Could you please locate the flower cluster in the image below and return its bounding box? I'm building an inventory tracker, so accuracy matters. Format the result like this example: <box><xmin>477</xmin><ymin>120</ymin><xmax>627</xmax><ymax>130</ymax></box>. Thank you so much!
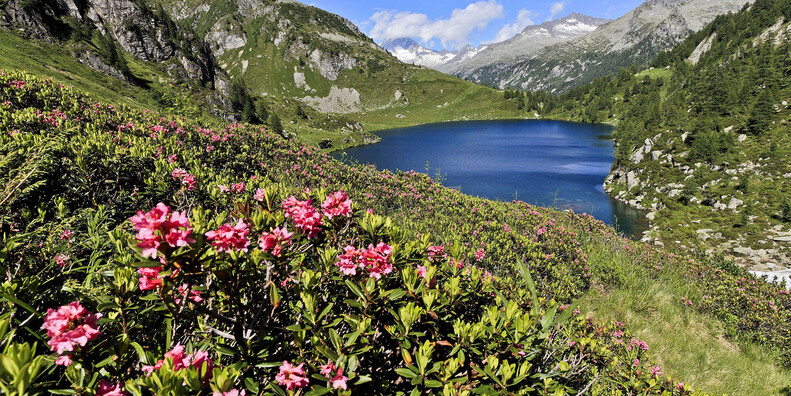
<box><xmin>95</xmin><ymin>380</ymin><xmax>128</xmax><ymax>396</ymax></box>
<box><xmin>282</xmin><ymin>196</ymin><xmax>322</xmax><ymax>239</ymax></box>
<box><xmin>319</xmin><ymin>361</ymin><xmax>348</xmax><ymax>390</ymax></box>
<box><xmin>41</xmin><ymin>302</ymin><xmax>102</xmax><ymax>366</ymax></box>
<box><xmin>137</xmin><ymin>266</ymin><xmax>164</xmax><ymax>290</ymax></box>
<box><xmin>275</xmin><ymin>361</ymin><xmax>309</xmax><ymax>390</ymax></box>
<box><xmin>142</xmin><ymin>344</ymin><xmax>213</xmax><ymax>386</ymax></box>
<box><xmin>205</xmin><ymin>220</ymin><xmax>250</xmax><ymax>253</ymax></box>
<box><xmin>474</xmin><ymin>248</ymin><xmax>486</xmax><ymax>261</ymax></box>
<box><xmin>334</xmin><ymin>242</ymin><xmax>393</xmax><ymax>279</ymax></box>
<box><xmin>130</xmin><ymin>203</ymin><xmax>195</xmax><ymax>259</ymax></box>
<box><xmin>320</xmin><ymin>190</ymin><xmax>352</xmax><ymax>219</ymax></box>
<box><xmin>258</xmin><ymin>227</ymin><xmax>294</xmax><ymax>257</ymax></box>
<box><xmin>172</xmin><ymin>168</ymin><xmax>196</xmax><ymax>190</ymax></box>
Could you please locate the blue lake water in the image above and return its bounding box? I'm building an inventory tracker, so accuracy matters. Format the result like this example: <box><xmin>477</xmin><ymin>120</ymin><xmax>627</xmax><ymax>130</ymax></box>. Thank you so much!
<box><xmin>333</xmin><ymin>119</ymin><xmax>647</xmax><ymax>238</ymax></box>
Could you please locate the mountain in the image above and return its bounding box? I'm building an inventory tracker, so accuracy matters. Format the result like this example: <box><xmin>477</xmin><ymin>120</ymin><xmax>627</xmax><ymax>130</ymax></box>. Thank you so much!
<box><xmin>150</xmin><ymin>0</ymin><xmax>521</xmax><ymax>134</ymax></box>
<box><xmin>460</xmin><ymin>0</ymin><xmax>751</xmax><ymax>92</ymax></box>
<box><xmin>538</xmin><ymin>0</ymin><xmax>791</xmax><ymax>272</ymax></box>
<box><xmin>381</xmin><ymin>38</ymin><xmax>487</xmax><ymax>70</ymax></box>
<box><xmin>447</xmin><ymin>13</ymin><xmax>609</xmax><ymax>75</ymax></box>
<box><xmin>381</xmin><ymin>38</ymin><xmax>456</xmax><ymax>69</ymax></box>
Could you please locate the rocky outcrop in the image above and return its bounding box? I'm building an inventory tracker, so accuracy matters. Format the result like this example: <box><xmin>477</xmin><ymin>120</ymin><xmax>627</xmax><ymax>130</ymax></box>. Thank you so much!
<box><xmin>86</xmin><ymin>0</ymin><xmax>175</xmax><ymax>62</ymax></box>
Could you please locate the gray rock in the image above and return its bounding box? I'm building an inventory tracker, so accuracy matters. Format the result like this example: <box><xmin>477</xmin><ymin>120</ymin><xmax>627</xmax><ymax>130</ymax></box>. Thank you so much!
<box><xmin>738</xmin><ymin>134</ymin><xmax>747</xmax><ymax>143</ymax></box>
<box><xmin>727</xmin><ymin>197</ymin><xmax>744</xmax><ymax>209</ymax></box>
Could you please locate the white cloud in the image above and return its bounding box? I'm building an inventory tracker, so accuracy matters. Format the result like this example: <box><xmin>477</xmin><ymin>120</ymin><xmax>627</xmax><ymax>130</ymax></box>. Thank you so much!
<box><xmin>548</xmin><ymin>1</ymin><xmax>566</xmax><ymax>20</ymax></box>
<box><xmin>489</xmin><ymin>9</ymin><xmax>537</xmax><ymax>43</ymax></box>
<box><xmin>368</xmin><ymin>1</ymin><xmax>504</xmax><ymax>50</ymax></box>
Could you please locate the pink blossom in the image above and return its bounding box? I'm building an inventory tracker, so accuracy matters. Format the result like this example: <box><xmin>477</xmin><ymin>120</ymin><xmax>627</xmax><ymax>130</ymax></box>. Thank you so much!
<box><xmin>321</xmin><ymin>190</ymin><xmax>352</xmax><ymax>219</ymax></box>
<box><xmin>259</xmin><ymin>227</ymin><xmax>293</xmax><ymax>257</ymax></box>
<box><xmin>330</xmin><ymin>369</ymin><xmax>348</xmax><ymax>390</ymax></box>
<box><xmin>254</xmin><ymin>188</ymin><xmax>266</xmax><ymax>201</ymax></box>
<box><xmin>335</xmin><ymin>246</ymin><xmax>362</xmax><ymax>275</ymax></box>
<box><xmin>60</xmin><ymin>229</ymin><xmax>74</xmax><ymax>241</ymax></box>
<box><xmin>41</xmin><ymin>302</ymin><xmax>101</xmax><ymax>358</ymax></box>
<box><xmin>218</xmin><ymin>185</ymin><xmax>230</xmax><ymax>193</ymax></box>
<box><xmin>55</xmin><ymin>355</ymin><xmax>73</xmax><ymax>366</ymax></box>
<box><xmin>137</xmin><ymin>266</ymin><xmax>163</xmax><ymax>290</ymax></box>
<box><xmin>213</xmin><ymin>390</ymin><xmax>245</xmax><ymax>396</ymax></box>
<box><xmin>361</xmin><ymin>242</ymin><xmax>393</xmax><ymax>279</ymax></box>
<box><xmin>95</xmin><ymin>380</ymin><xmax>129</xmax><ymax>396</ymax></box>
<box><xmin>282</xmin><ymin>196</ymin><xmax>322</xmax><ymax>239</ymax></box>
<box><xmin>633</xmin><ymin>358</ymin><xmax>639</xmax><ymax>367</ymax></box>
<box><xmin>275</xmin><ymin>361</ymin><xmax>309</xmax><ymax>390</ymax></box>
<box><xmin>205</xmin><ymin>220</ymin><xmax>250</xmax><ymax>253</ymax></box>
<box><xmin>55</xmin><ymin>253</ymin><xmax>70</xmax><ymax>267</ymax></box>
<box><xmin>129</xmin><ymin>204</ymin><xmax>194</xmax><ymax>259</ymax></box>
<box><xmin>426</xmin><ymin>245</ymin><xmax>446</xmax><ymax>261</ymax></box>
<box><xmin>416</xmin><ymin>265</ymin><xmax>427</xmax><ymax>279</ymax></box>
<box><xmin>474</xmin><ymin>249</ymin><xmax>486</xmax><ymax>261</ymax></box>
<box><xmin>231</xmin><ymin>182</ymin><xmax>245</xmax><ymax>193</ymax></box>
<box><xmin>650</xmin><ymin>366</ymin><xmax>662</xmax><ymax>377</ymax></box>
<box><xmin>319</xmin><ymin>361</ymin><xmax>336</xmax><ymax>377</ymax></box>
<box><xmin>175</xmin><ymin>284</ymin><xmax>204</xmax><ymax>304</ymax></box>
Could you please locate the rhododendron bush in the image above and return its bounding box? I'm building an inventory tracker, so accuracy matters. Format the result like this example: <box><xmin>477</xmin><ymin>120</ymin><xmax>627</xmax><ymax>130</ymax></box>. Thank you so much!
<box><xmin>1</xmin><ymin>71</ymin><xmax>789</xmax><ymax>394</ymax></box>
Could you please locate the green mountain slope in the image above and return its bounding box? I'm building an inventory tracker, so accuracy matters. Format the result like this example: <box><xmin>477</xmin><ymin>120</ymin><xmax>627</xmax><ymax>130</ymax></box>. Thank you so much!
<box><xmin>540</xmin><ymin>0</ymin><xmax>791</xmax><ymax>272</ymax></box>
<box><xmin>151</xmin><ymin>0</ymin><xmax>523</xmax><ymax>133</ymax></box>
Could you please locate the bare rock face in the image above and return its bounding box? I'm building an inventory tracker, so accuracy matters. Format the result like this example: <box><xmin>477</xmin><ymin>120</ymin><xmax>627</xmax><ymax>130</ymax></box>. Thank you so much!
<box><xmin>74</xmin><ymin>51</ymin><xmax>128</xmax><ymax>81</ymax></box>
<box><xmin>87</xmin><ymin>0</ymin><xmax>175</xmax><ymax>62</ymax></box>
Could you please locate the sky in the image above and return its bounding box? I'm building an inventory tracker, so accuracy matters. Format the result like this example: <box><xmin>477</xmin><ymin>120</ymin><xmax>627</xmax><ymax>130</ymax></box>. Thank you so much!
<box><xmin>306</xmin><ymin>0</ymin><xmax>644</xmax><ymax>51</ymax></box>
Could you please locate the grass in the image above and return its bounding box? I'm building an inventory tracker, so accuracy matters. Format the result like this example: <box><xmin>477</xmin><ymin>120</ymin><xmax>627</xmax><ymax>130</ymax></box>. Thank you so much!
<box><xmin>579</xmin><ymin>236</ymin><xmax>791</xmax><ymax>395</ymax></box>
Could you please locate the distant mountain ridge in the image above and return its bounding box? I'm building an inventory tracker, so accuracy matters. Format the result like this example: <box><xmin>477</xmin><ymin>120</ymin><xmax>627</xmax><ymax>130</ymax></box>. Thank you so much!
<box><xmin>446</xmin><ymin>13</ymin><xmax>610</xmax><ymax>75</ymax></box>
<box><xmin>379</xmin><ymin>13</ymin><xmax>607</xmax><ymax>73</ymax></box>
<box><xmin>380</xmin><ymin>38</ymin><xmax>487</xmax><ymax>70</ymax></box>
<box><xmin>458</xmin><ymin>0</ymin><xmax>752</xmax><ymax>92</ymax></box>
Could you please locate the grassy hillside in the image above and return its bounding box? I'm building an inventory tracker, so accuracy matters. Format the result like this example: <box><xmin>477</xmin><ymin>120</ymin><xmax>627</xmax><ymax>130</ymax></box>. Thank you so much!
<box><xmin>1</xmin><ymin>69</ymin><xmax>790</xmax><ymax>394</ymax></box>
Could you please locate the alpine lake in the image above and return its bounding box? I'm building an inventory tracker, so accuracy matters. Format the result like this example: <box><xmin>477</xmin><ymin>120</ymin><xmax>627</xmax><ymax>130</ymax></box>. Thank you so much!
<box><xmin>333</xmin><ymin>119</ymin><xmax>648</xmax><ymax>239</ymax></box>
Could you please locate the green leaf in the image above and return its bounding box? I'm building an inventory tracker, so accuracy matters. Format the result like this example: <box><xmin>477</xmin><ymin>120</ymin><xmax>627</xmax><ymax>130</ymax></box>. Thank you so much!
<box><xmin>345</xmin><ymin>280</ymin><xmax>366</xmax><ymax>301</ymax></box>
<box><xmin>425</xmin><ymin>379</ymin><xmax>443</xmax><ymax>388</ymax></box>
<box><xmin>395</xmin><ymin>368</ymin><xmax>418</xmax><ymax>379</ymax></box>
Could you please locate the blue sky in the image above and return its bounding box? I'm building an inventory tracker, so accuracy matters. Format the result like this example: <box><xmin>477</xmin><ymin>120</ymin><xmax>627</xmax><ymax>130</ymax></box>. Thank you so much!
<box><xmin>307</xmin><ymin>0</ymin><xmax>643</xmax><ymax>50</ymax></box>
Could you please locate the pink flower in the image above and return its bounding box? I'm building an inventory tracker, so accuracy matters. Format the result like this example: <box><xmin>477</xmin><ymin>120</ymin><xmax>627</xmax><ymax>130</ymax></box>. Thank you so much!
<box><xmin>55</xmin><ymin>253</ymin><xmax>70</xmax><ymax>267</ymax></box>
<box><xmin>275</xmin><ymin>361</ymin><xmax>309</xmax><ymax>390</ymax></box>
<box><xmin>282</xmin><ymin>196</ymin><xmax>322</xmax><ymax>239</ymax></box>
<box><xmin>650</xmin><ymin>366</ymin><xmax>663</xmax><ymax>377</ymax></box>
<box><xmin>143</xmin><ymin>344</ymin><xmax>213</xmax><ymax>383</ymax></box>
<box><xmin>321</xmin><ymin>191</ymin><xmax>352</xmax><ymax>219</ymax></box>
<box><xmin>213</xmin><ymin>390</ymin><xmax>245</xmax><ymax>396</ymax></box>
<box><xmin>335</xmin><ymin>246</ymin><xmax>362</xmax><ymax>275</ymax></box>
<box><xmin>416</xmin><ymin>265</ymin><xmax>427</xmax><ymax>279</ymax></box>
<box><xmin>218</xmin><ymin>185</ymin><xmax>230</xmax><ymax>193</ymax></box>
<box><xmin>175</xmin><ymin>284</ymin><xmax>204</xmax><ymax>304</ymax></box>
<box><xmin>474</xmin><ymin>249</ymin><xmax>485</xmax><ymax>261</ymax></box>
<box><xmin>330</xmin><ymin>370</ymin><xmax>348</xmax><ymax>390</ymax></box>
<box><xmin>677</xmin><ymin>382</ymin><xmax>684</xmax><ymax>390</ymax></box>
<box><xmin>41</xmin><ymin>301</ymin><xmax>101</xmax><ymax>358</ymax></box>
<box><xmin>129</xmin><ymin>204</ymin><xmax>194</xmax><ymax>259</ymax></box>
<box><xmin>361</xmin><ymin>242</ymin><xmax>393</xmax><ymax>279</ymax></box>
<box><xmin>426</xmin><ymin>245</ymin><xmax>446</xmax><ymax>261</ymax></box>
<box><xmin>319</xmin><ymin>361</ymin><xmax>336</xmax><ymax>377</ymax></box>
<box><xmin>259</xmin><ymin>227</ymin><xmax>294</xmax><ymax>257</ymax></box>
<box><xmin>137</xmin><ymin>266</ymin><xmax>163</xmax><ymax>290</ymax></box>
<box><xmin>231</xmin><ymin>182</ymin><xmax>245</xmax><ymax>193</ymax></box>
<box><xmin>95</xmin><ymin>380</ymin><xmax>129</xmax><ymax>396</ymax></box>
<box><xmin>55</xmin><ymin>354</ymin><xmax>73</xmax><ymax>366</ymax></box>
<box><xmin>633</xmin><ymin>358</ymin><xmax>639</xmax><ymax>367</ymax></box>
<box><xmin>205</xmin><ymin>220</ymin><xmax>250</xmax><ymax>253</ymax></box>
<box><xmin>254</xmin><ymin>188</ymin><xmax>266</xmax><ymax>201</ymax></box>
<box><xmin>60</xmin><ymin>229</ymin><xmax>74</xmax><ymax>241</ymax></box>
